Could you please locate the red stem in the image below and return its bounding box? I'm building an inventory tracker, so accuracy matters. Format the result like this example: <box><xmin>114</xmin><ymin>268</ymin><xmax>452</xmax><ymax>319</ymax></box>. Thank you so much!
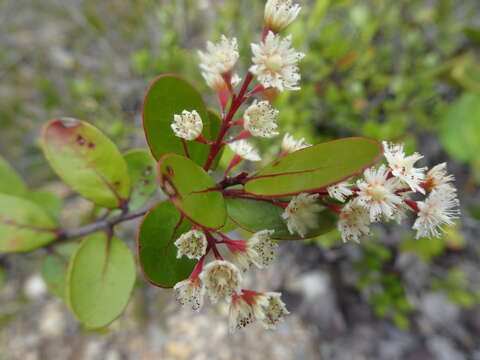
<box><xmin>190</xmin><ymin>255</ymin><xmax>206</xmax><ymax>279</ymax></box>
<box><xmin>228</xmin><ymin>129</ymin><xmax>251</xmax><ymax>143</ymax></box>
<box><xmin>205</xmin><ymin>231</ymin><xmax>223</xmax><ymax>260</ymax></box>
<box><xmin>203</xmin><ymin>73</ymin><xmax>254</xmax><ymax>171</ymax></box>
<box><xmin>320</xmin><ymin>199</ymin><xmax>343</xmax><ymax>214</ymax></box>
<box><xmin>262</xmin><ymin>26</ymin><xmax>270</xmax><ymax>41</ymax></box>
<box><xmin>405</xmin><ymin>200</ymin><xmax>420</xmax><ymax>213</ymax></box>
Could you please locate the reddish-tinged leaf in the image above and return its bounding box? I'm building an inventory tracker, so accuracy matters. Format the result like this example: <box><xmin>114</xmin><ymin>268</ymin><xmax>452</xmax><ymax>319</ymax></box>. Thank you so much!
<box><xmin>42</xmin><ymin>118</ymin><xmax>131</xmax><ymax>208</ymax></box>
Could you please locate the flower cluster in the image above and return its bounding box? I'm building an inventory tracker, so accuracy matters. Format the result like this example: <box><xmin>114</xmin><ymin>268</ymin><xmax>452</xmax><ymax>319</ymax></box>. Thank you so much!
<box><xmin>172</xmin><ymin>228</ymin><xmax>285</xmax><ymax>332</ymax></box>
<box><xmin>170</xmin><ymin>0</ymin><xmax>306</xmax><ymax>168</ymax></box>
<box><xmin>334</xmin><ymin>142</ymin><xmax>459</xmax><ymax>242</ymax></box>
<box><xmin>277</xmin><ymin>141</ymin><xmax>460</xmax><ymax>242</ymax></box>
<box><xmin>167</xmin><ymin>2</ymin><xmax>309</xmax><ymax>331</ymax></box>
<box><xmin>162</xmin><ymin>0</ymin><xmax>461</xmax><ymax>334</ymax></box>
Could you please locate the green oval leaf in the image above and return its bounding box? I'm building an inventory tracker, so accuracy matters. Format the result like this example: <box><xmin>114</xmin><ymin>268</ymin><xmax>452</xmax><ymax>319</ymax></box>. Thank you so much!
<box><xmin>124</xmin><ymin>149</ymin><xmax>157</xmax><ymax>210</ymax></box>
<box><xmin>66</xmin><ymin>233</ymin><xmax>135</xmax><ymax>329</ymax></box>
<box><xmin>0</xmin><ymin>193</ymin><xmax>58</xmax><ymax>253</ymax></box>
<box><xmin>0</xmin><ymin>156</ymin><xmax>27</xmax><ymax>197</ymax></box>
<box><xmin>138</xmin><ymin>201</ymin><xmax>196</xmax><ymax>288</ymax></box>
<box><xmin>30</xmin><ymin>190</ymin><xmax>63</xmax><ymax>220</ymax></box>
<box><xmin>41</xmin><ymin>242</ymin><xmax>78</xmax><ymax>299</ymax></box>
<box><xmin>226</xmin><ymin>197</ymin><xmax>337</xmax><ymax>240</ymax></box>
<box><xmin>42</xmin><ymin>118</ymin><xmax>131</xmax><ymax>209</ymax></box>
<box><xmin>158</xmin><ymin>153</ymin><xmax>226</xmax><ymax>229</ymax></box>
<box><xmin>143</xmin><ymin>75</ymin><xmax>215</xmax><ymax>165</ymax></box>
<box><xmin>244</xmin><ymin>137</ymin><xmax>382</xmax><ymax>197</ymax></box>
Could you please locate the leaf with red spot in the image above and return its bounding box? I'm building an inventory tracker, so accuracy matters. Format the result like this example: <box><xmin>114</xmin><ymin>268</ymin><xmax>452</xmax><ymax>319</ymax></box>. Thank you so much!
<box><xmin>0</xmin><ymin>193</ymin><xmax>58</xmax><ymax>253</ymax></box>
<box><xmin>42</xmin><ymin>118</ymin><xmax>131</xmax><ymax>209</ymax></box>
<box><xmin>158</xmin><ymin>153</ymin><xmax>226</xmax><ymax>229</ymax></box>
<box><xmin>244</xmin><ymin>137</ymin><xmax>383</xmax><ymax>197</ymax></box>
<box><xmin>142</xmin><ymin>75</ymin><xmax>217</xmax><ymax>166</ymax></box>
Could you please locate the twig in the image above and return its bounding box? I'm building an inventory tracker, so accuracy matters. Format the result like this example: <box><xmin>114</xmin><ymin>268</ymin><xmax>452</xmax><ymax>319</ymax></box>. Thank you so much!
<box><xmin>55</xmin><ymin>204</ymin><xmax>154</xmax><ymax>243</ymax></box>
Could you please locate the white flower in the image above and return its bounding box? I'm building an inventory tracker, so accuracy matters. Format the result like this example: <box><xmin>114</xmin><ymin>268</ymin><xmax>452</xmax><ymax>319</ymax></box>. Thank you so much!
<box><xmin>338</xmin><ymin>200</ymin><xmax>371</xmax><ymax>243</ymax></box>
<box><xmin>249</xmin><ymin>230</ymin><xmax>278</xmax><ymax>268</ymax></box>
<box><xmin>424</xmin><ymin>163</ymin><xmax>456</xmax><ymax>192</ymax></box>
<box><xmin>202</xmin><ymin>71</ymin><xmax>241</xmax><ymax>91</ymax></box>
<box><xmin>228</xmin><ymin>290</ymin><xmax>288</xmax><ymax>332</ymax></box>
<box><xmin>282</xmin><ymin>193</ymin><xmax>323</xmax><ymax>237</ymax></box>
<box><xmin>200</xmin><ymin>260</ymin><xmax>242</xmax><ymax>303</ymax></box>
<box><xmin>264</xmin><ymin>0</ymin><xmax>301</xmax><ymax>32</ymax></box>
<box><xmin>413</xmin><ymin>190</ymin><xmax>460</xmax><ymax>239</ymax></box>
<box><xmin>327</xmin><ymin>182</ymin><xmax>354</xmax><ymax>202</ymax></box>
<box><xmin>171</xmin><ymin>110</ymin><xmax>203</xmax><ymax>140</ymax></box>
<box><xmin>228</xmin><ymin>291</ymin><xmax>268</xmax><ymax>333</ymax></box>
<box><xmin>250</xmin><ymin>31</ymin><xmax>305</xmax><ymax>91</ymax></box>
<box><xmin>228</xmin><ymin>140</ymin><xmax>261</xmax><ymax>161</ymax></box>
<box><xmin>229</xmin><ymin>295</ymin><xmax>257</xmax><ymax>333</ymax></box>
<box><xmin>231</xmin><ymin>230</ymin><xmax>278</xmax><ymax>271</ymax></box>
<box><xmin>174</xmin><ymin>278</ymin><xmax>205</xmax><ymax>312</ymax></box>
<box><xmin>174</xmin><ymin>230</ymin><xmax>207</xmax><ymax>260</ymax></box>
<box><xmin>243</xmin><ymin>100</ymin><xmax>279</xmax><ymax>138</ymax></box>
<box><xmin>356</xmin><ymin>165</ymin><xmax>403</xmax><ymax>222</ymax></box>
<box><xmin>383</xmin><ymin>142</ymin><xmax>427</xmax><ymax>193</ymax></box>
<box><xmin>198</xmin><ymin>35</ymin><xmax>239</xmax><ymax>75</ymax></box>
<box><xmin>258</xmin><ymin>292</ymin><xmax>289</xmax><ymax>329</ymax></box>
<box><xmin>281</xmin><ymin>132</ymin><xmax>310</xmax><ymax>153</ymax></box>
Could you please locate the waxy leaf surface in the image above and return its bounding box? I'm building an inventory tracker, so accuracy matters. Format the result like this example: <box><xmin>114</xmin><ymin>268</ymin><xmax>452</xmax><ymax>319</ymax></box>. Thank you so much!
<box><xmin>0</xmin><ymin>193</ymin><xmax>57</xmax><ymax>253</ymax></box>
<box><xmin>138</xmin><ymin>201</ymin><xmax>196</xmax><ymax>288</ymax></box>
<box><xmin>158</xmin><ymin>153</ymin><xmax>226</xmax><ymax>229</ymax></box>
<box><xmin>41</xmin><ymin>242</ymin><xmax>78</xmax><ymax>299</ymax></box>
<box><xmin>124</xmin><ymin>150</ymin><xmax>157</xmax><ymax>210</ymax></box>
<box><xmin>30</xmin><ymin>190</ymin><xmax>63</xmax><ymax>220</ymax></box>
<box><xmin>66</xmin><ymin>233</ymin><xmax>135</xmax><ymax>329</ymax></box>
<box><xmin>244</xmin><ymin>137</ymin><xmax>382</xmax><ymax>197</ymax></box>
<box><xmin>143</xmin><ymin>75</ymin><xmax>215</xmax><ymax>165</ymax></box>
<box><xmin>0</xmin><ymin>156</ymin><xmax>27</xmax><ymax>197</ymax></box>
<box><xmin>226</xmin><ymin>197</ymin><xmax>337</xmax><ymax>240</ymax></box>
<box><xmin>42</xmin><ymin>118</ymin><xmax>131</xmax><ymax>208</ymax></box>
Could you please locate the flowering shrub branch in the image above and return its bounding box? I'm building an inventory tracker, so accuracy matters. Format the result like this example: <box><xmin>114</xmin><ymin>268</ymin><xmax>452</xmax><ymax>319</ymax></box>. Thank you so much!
<box><xmin>146</xmin><ymin>0</ymin><xmax>460</xmax><ymax>332</ymax></box>
<box><xmin>0</xmin><ymin>0</ymin><xmax>461</xmax><ymax>332</ymax></box>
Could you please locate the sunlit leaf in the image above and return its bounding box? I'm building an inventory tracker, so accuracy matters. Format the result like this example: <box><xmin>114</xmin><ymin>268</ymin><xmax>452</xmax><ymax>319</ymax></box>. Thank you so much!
<box><xmin>0</xmin><ymin>193</ymin><xmax>58</xmax><ymax>253</ymax></box>
<box><xmin>66</xmin><ymin>233</ymin><xmax>135</xmax><ymax>329</ymax></box>
<box><xmin>41</xmin><ymin>242</ymin><xmax>78</xmax><ymax>299</ymax></box>
<box><xmin>42</xmin><ymin>118</ymin><xmax>131</xmax><ymax>209</ymax></box>
<box><xmin>138</xmin><ymin>201</ymin><xmax>196</xmax><ymax>288</ymax></box>
<box><xmin>158</xmin><ymin>153</ymin><xmax>226</xmax><ymax>229</ymax></box>
<box><xmin>0</xmin><ymin>156</ymin><xmax>27</xmax><ymax>197</ymax></box>
<box><xmin>30</xmin><ymin>190</ymin><xmax>63</xmax><ymax>220</ymax></box>
<box><xmin>244</xmin><ymin>137</ymin><xmax>382</xmax><ymax>197</ymax></box>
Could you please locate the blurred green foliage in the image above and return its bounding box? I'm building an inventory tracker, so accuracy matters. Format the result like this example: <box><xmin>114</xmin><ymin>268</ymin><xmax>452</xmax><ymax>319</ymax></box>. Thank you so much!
<box><xmin>431</xmin><ymin>268</ymin><xmax>480</xmax><ymax>309</ymax></box>
<box><xmin>355</xmin><ymin>243</ymin><xmax>414</xmax><ymax>329</ymax></box>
